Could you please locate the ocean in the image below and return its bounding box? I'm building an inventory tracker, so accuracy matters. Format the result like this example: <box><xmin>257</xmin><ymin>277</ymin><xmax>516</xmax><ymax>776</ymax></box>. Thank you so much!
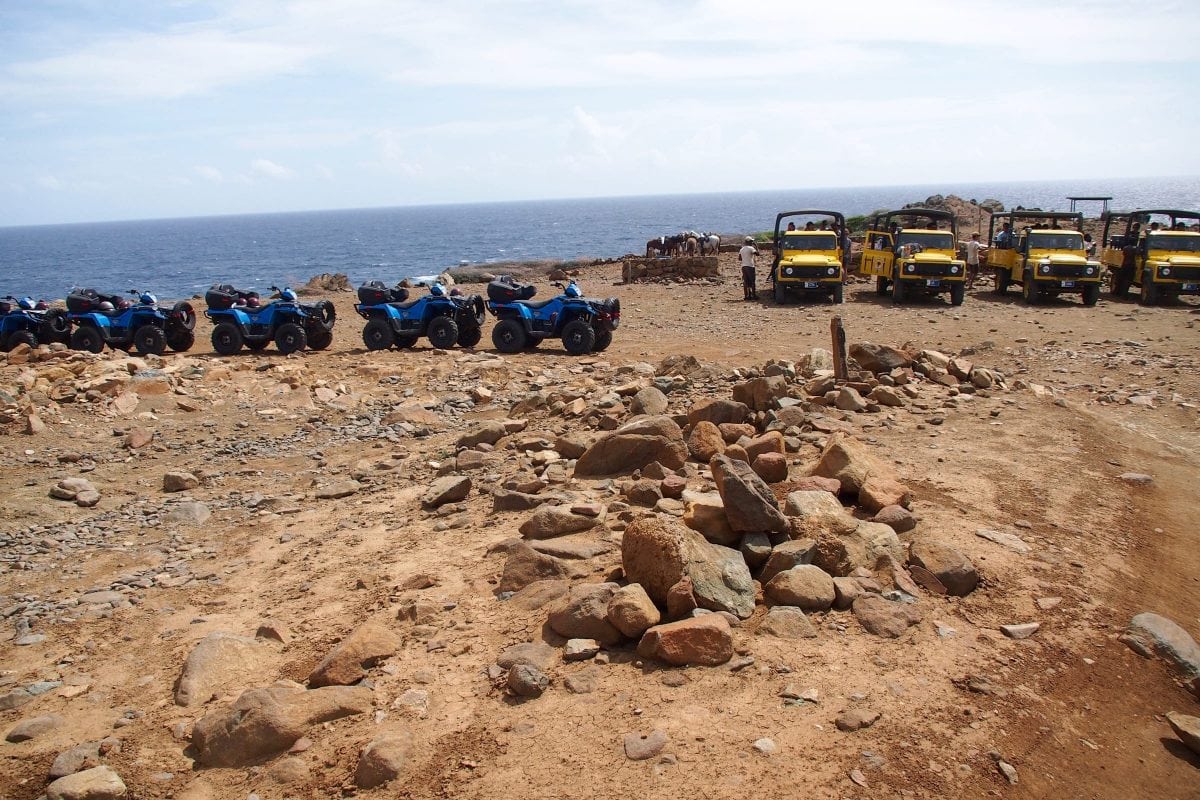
<box><xmin>2</xmin><ymin>176</ymin><xmax>1197</xmax><ymax>301</ymax></box>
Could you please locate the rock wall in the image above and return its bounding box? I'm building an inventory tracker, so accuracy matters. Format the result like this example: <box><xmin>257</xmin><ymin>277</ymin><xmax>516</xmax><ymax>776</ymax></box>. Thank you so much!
<box><xmin>622</xmin><ymin>257</ymin><xmax>720</xmax><ymax>283</ymax></box>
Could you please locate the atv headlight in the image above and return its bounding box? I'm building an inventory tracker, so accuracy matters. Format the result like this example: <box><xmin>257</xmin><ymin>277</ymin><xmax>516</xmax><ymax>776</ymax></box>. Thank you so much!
<box><xmin>906</xmin><ymin>264</ymin><xmax>915</xmax><ymax>274</ymax></box>
<box><xmin>827</xmin><ymin>267</ymin><xmax>836</xmax><ymax>276</ymax></box>
<box><xmin>1040</xmin><ymin>264</ymin><xmax>1050</xmax><ymax>275</ymax></box>
<box><xmin>950</xmin><ymin>265</ymin><xmax>959</xmax><ymax>274</ymax></box>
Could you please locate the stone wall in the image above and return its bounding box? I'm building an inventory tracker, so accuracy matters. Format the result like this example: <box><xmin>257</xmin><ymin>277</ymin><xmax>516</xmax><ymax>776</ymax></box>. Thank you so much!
<box><xmin>622</xmin><ymin>257</ymin><xmax>720</xmax><ymax>283</ymax></box>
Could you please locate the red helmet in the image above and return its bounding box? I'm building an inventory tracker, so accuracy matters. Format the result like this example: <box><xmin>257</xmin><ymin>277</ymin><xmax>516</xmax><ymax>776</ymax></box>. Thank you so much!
<box><xmin>246</xmin><ymin>296</ymin><xmax>260</xmax><ymax>308</ymax></box>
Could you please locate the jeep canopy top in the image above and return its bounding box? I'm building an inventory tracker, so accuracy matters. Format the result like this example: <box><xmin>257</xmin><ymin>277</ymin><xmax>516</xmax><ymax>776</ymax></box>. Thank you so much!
<box><xmin>773</xmin><ymin>210</ymin><xmax>846</xmax><ymax>239</ymax></box>
<box><xmin>989</xmin><ymin>211</ymin><xmax>1084</xmax><ymax>240</ymax></box>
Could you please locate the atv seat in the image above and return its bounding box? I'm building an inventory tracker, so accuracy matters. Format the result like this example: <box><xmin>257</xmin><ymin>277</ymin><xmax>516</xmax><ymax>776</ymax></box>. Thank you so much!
<box><xmin>511</xmin><ymin>298</ymin><xmax>557</xmax><ymax>310</ymax></box>
<box><xmin>389</xmin><ymin>299</ymin><xmax>424</xmax><ymax>311</ymax></box>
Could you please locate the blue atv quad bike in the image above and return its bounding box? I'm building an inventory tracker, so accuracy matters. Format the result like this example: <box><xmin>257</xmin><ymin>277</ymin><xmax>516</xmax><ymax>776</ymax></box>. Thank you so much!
<box><xmin>0</xmin><ymin>296</ymin><xmax>72</xmax><ymax>352</ymax></box>
<box><xmin>355</xmin><ymin>281</ymin><xmax>486</xmax><ymax>351</ymax></box>
<box><xmin>204</xmin><ymin>284</ymin><xmax>336</xmax><ymax>355</ymax></box>
<box><xmin>485</xmin><ymin>277</ymin><xmax>620</xmax><ymax>355</ymax></box>
<box><xmin>66</xmin><ymin>289</ymin><xmax>196</xmax><ymax>355</ymax></box>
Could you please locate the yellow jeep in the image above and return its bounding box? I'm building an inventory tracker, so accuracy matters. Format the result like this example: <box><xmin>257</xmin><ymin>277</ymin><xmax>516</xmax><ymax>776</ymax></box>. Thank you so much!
<box><xmin>860</xmin><ymin>208</ymin><xmax>967</xmax><ymax>305</ymax></box>
<box><xmin>988</xmin><ymin>211</ymin><xmax>1101</xmax><ymax>306</ymax></box>
<box><xmin>1100</xmin><ymin>209</ymin><xmax>1200</xmax><ymax>305</ymax></box>
<box><xmin>770</xmin><ymin>210</ymin><xmax>845</xmax><ymax>304</ymax></box>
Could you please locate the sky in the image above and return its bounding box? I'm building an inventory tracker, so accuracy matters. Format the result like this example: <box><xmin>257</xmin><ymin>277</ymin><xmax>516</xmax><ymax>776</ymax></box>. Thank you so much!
<box><xmin>2</xmin><ymin>0</ymin><xmax>1199</xmax><ymax>227</ymax></box>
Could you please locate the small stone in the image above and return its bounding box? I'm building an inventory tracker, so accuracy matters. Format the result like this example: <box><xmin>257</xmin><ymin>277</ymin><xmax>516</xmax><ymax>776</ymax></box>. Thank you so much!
<box><xmin>564</xmin><ymin>669</ymin><xmax>599</xmax><ymax>694</ymax></box>
<box><xmin>316</xmin><ymin>480</ymin><xmax>361</xmax><ymax>500</ymax></box>
<box><xmin>507</xmin><ymin>664</ymin><xmax>549</xmax><ymax>698</ymax></box>
<box><xmin>163</xmin><ymin>471</ymin><xmax>200</xmax><ymax>492</ymax></box>
<box><xmin>849</xmin><ymin>768</ymin><xmax>869</xmax><ymax>787</ymax></box>
<box><xmin>1117</xmin><ymin>472</ymin><xmax>1153</xmax><ymax>485</ymax></box>
<box><xmin>563</xmin><ymin>639</ymin><xmax>600</xmax><ymax>662</ymax></box>
<box><xmin>1000</xmin><ymin>622</ymin><xmax>1041</xmax><ymax>640</ymax></box>
<box><xmin>835</xmin><ymin>708</ymin><xmax>881</xmax><ymax>732</ymax></box>
<box><xmin>45</xmin><ymin>766</ymin><xmax>127</xmax><ymax>800</ymax></box>
<box><xmin>1166</xmin><ymin>712</ymin><xmax>1200</xmax><ymax>755</ymax></box>
<box><xmin>6</xmin><ymin>713</ymin><xmax>62</xmax><ymax>742</ymax></box>
<box><xmin>752</xmin><ymin>737</ymin><xmax>777</xmax><ymax>755</ymax></box>
<box><xmin>624</xmin><ymin>730</ymin><xmax>668</xmax><ymax>761</ymax></box>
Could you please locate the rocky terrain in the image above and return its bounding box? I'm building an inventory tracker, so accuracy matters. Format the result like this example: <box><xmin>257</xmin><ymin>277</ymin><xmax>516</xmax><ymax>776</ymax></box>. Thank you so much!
<box><xmin>0</xmin><ymin>254</ymin><xmax>1198</xmax><ymax>800</ymax></box>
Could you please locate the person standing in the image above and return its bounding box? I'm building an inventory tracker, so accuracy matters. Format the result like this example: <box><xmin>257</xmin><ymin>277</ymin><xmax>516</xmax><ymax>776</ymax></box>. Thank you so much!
<box><xmin>840</xmin><ymin>225</ymin><xmax>853</xmax><ymax>281</ymax></box>
<box><xmin>740</xmin><ymin>236</ymin><xmax>759</xmax><ymax>300</ymax></box>
<box><xmin>965</xmin><ymin>232</ymin><xmax>985</xmax><ymax>288</ymax></box>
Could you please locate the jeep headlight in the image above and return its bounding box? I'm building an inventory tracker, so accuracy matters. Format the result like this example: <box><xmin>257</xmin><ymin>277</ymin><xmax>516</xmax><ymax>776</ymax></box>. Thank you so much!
<box><xmin>784</xmin><ymin>267</ymin><xmax>793</xmax><ymax>276</ymax></box>
<box><xmin>827</xmin><ymin>267</ymin><xmax>836</xmax><ymax>276</ymax></box>
<box><xmin>950</xmin><ymin>265</ymin><xmax>959</xmax><ymax>274</ymax></box>
<box><xmin>1161</xmin><ymin>266</ymin><xmax>1171</xmax><ymax>277</ymax></box>
<box><xmin>1040</xmin><ymin>264</ymin><xmax>1051</xmax><ymax>275</ymax></box>
<box><xmin>906</xmin><ymin>264</ymin><xmax>915</xmax><ymax>274</ymax></box>
<box><xmin>1085</xmin><ymin>266</ymin><xmax>1094</xmax><ymax>276</ymax></box>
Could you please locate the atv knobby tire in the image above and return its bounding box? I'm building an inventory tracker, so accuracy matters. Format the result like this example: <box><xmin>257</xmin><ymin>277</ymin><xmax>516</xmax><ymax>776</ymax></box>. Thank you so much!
<box><xmin>561</xmin><ymin>319</ymin><xmax>595</xmax><ymax>356</ymax></box>
<box><xmin>456</xmin><ymin>325</ymin><xmax>482</xmax><ymax>348</ymax></box>
<box><xmin>71</xmin><ymin>325</ymin><xmax>105</xmax><ymax>354</ymax></box>
<box><xmin>274</xmin><ymin>322</ymin><xmax>307</xmax><ymax>354</ymax></box>
<box><xmin>492</xmin><ymin>319</ymin><xmax>527</xmax><ymax>353</ymax></box>
<box><xmin>212</xmin><ymin>322</ymin><xmax>244</xmax><ymax>355</ymax></box>
<box><xmin>362</xmin><ymin>318</ymin><xmax>394</xmax><ymax>351</ymax></box>
<box><xmin>427</xmin><ymin>316</ymin><xmax>459</xmax><ymax>350</ymax></box>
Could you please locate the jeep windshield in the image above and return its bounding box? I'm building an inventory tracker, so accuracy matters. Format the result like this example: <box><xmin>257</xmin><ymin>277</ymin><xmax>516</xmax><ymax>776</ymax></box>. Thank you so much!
<box><xmin>1148</xmin><ymin>234</ymin><xmax>1200</xmax><ymax>252</ymax></box>
<box><xmin>896</xmin><ymin>232</ymin><xmax>953</xmax><ymax>250</ymax></box>
<box><xmin>782</xmin><ymin>234</ymin><xmax>837</xmax><ymax>251</ymax></box>
<box><xmin>1028</xmin><ymin>233</ymin><xmax>1083</xmax><ymax>251</ymax></box>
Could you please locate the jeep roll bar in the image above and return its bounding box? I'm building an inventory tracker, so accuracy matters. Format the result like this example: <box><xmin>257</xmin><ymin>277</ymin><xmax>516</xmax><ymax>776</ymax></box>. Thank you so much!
<box><xmin>1101</xmin><ymin>209</ymin><xmax>1200</xmax><ymax>246</ymax></box>
<box><xmin>987</xmin><ymin>211</ymin><xmax>1084</xmax><ymax>244</ymax></box>
<box><xmin>866</xmin><ymin>208</ymin><xmax>958</xmax><ymax>241</ymax></box>
<box><xmin>773</xmin><ymin>209</ymin><xmax>846</xmax><ymax>239</ymax></box>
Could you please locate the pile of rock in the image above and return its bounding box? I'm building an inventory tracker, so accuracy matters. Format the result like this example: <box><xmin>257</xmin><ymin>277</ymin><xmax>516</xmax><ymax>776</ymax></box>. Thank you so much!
<box><xmin>621</xmin><ymin>257</ymin><xmax>720</xmax><ymax>284</ymax></box>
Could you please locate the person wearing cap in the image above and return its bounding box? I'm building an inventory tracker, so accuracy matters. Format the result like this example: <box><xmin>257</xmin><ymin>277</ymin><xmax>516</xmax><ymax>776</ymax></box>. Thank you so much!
<box><xmin>739</xmin><ymin>236</ymin><xmax>759</xmax><ymax>301</ymax></box>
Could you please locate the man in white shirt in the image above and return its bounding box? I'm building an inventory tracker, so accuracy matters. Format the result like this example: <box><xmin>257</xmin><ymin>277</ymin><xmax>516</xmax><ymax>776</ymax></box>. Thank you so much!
<box><xmin>965</xmin><ymin>232</ymin><xmax>986</xmax><ymax>288</ymax></box>
<box><xmin>739</xmin><ymin>237</ymin><xmax>759</xmax><ymax>300</ymax></box>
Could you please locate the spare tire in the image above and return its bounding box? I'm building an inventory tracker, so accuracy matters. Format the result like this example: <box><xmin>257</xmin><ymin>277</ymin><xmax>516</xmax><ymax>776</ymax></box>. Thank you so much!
<box><xmin>172</xmin><ymin>301</ymin><xmax>197</xmax><ymax>331</ymax></box>
<box><xmin>311</xmin><ymin>300</ymin><xmax>336</xmax><ymax>331</ymax></box>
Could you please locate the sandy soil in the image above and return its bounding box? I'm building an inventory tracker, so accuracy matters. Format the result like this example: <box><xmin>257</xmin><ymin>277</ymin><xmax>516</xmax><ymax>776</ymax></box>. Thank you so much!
<box><xmin>0</xmin><ymin>253</ymin><xmax>1198</xmax><ymax>800</ymax></box>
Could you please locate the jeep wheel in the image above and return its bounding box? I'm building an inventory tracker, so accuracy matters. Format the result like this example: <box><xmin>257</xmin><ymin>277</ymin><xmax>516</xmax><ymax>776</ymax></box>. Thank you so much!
<box><xmin>70</xmin><ymin>325</ymin><xmax>105</xmax><ymax>354</ymax></box>
<box><xmin>211</xmin><ymin>322</ymin><xmax>244</xmax><ymax>355</ymax></box>
<box><xmin>1138</xmin><ymin>274</ymin><xmax>1159</xmax><ymax>306</ymax></box>
<box><xmin>994</xmin><ymin>268</ymin><xmax>1010</xmax><ymax>294</ymax></box>
<box><xmin>362</xmin><ymin>318</ymin><xmax>394</xmax><ymax>351</ymax></box>
<box><xmin>832</xmin><ymin>284</ymin><xmax>844</xmax><ymax>304</ymax></box>
<box><xmin>492</xmin><ymin>319</ymin><xmax>527</xmax><ymax>353</ymax></box>
<box><xmin>561</xmin><ymin>319</ymin><xmax>596</xmax><ymax>356</ymax></box>
<box><xmin>593</xmin><ymin>328</ymin><xmax>613</xmax><ymax>352</ymax></box>
<box><xmin>949</xmin><ymin>283</ymin><xmax>965</xmax><ymax>306</ymax></box>
<box><xmin>875</xmin><ymin>277</ymin><xmax>889</xmax><ymax>296</ymax></box>
<box><xmin>456</xmin><ymin>325</ymin><xmax>482</xmax><ymax>348</ymax></box>
<box><xmin>1081</xmin><ymin>284</ymin><xmax>1100</xmax><ymax>307</ymax></box>
<box><xmin>891</xmin><ymin>278</ymin><xmax>907</xmax><ymax>304</ymax></box>
<box><xmin>274</xmin><ymin>322</ymin><xmax>307</xmax><ymax>354</ymax></box>
<box><xmin>774</xmin><ymin>283</ymin><xmax>786</xmax><ymax>304</ymax></box>
<box><xmin>1022</xmin><ymin>273</ymin><xmax>1038</xmax><ymax>305</ymax></box>
<box><xmin>427</xmin><ymin>316</ymin><xmax>459</xmax><ymax>350</ymax></box>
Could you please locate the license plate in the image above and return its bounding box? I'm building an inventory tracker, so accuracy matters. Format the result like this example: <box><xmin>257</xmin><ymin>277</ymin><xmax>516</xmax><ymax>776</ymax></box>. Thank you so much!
<box><xmin>926</xmin><ymin>279</ymin><xmax>941</xmax><ymax>287</ymax></box>
<box><xmin>1061</xmin><ymin>281</ymin><xmax>1075</xmax><ymax>288</ymax></box>
<box><xmin>1184</xmin><ymin>283</ymin><xmax>1199</xmax><ymax>291</ymax></box>
<box><xmin>804</xmin><ymin>282</ymin><xmax>818</xmax><ymax>289</ymax></box>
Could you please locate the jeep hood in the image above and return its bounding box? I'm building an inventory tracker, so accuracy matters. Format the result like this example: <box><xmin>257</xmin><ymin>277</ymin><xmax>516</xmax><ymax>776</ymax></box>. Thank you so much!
<box><xmin>780</xmin><ymin>254</ymin><xmax>840</xmax><ymax>267</ymax></box>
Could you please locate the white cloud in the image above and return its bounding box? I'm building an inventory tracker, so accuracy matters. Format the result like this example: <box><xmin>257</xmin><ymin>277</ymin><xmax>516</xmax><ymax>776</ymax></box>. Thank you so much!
<box><xmin>195</xmin><ymin>165</ymin><xmax>224</xmax><ymax>182</ymax></box>
<box><xmin>250</xmin><ymin>158</ymin><xmax>294</xmax><ymax>179</ymax></box>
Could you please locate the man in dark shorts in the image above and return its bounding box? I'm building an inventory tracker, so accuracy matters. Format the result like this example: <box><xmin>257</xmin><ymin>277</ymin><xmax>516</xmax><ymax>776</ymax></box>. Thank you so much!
<box><xmin>739</xmin><ymin>236</ymin><xmax>759</xmax><ymax>300</ymax></box>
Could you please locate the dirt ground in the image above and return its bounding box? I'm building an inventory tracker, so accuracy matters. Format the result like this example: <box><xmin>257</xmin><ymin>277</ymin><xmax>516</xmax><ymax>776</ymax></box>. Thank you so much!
<box><xmin>0</xmin><ymin>252</ymin><xmax>1198</xmax><ymax>800</ymax></box>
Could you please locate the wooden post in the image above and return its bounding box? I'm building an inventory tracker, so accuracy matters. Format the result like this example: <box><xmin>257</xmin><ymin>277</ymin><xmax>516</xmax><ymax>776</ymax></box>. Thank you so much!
<box><xmin>831</xmin><ymin>316</ymin><xmax>848</xmax><ymax>381</ymax></box>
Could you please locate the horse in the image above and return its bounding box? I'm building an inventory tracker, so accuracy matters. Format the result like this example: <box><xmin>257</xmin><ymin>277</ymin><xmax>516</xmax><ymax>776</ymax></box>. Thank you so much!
<box><xmin>700</xmin><ymin>233</ymin><xmax>721</xmax><ymax>256</ymax></box>
<box><xmin>646</xmin><ymin>237</ymin><xmax>664</xmax><ymax>257</ymax></box>
<box><xmin>685</xmin><ymin>236</ymin><xmax>699</xmax><ymax>257</ymax></box>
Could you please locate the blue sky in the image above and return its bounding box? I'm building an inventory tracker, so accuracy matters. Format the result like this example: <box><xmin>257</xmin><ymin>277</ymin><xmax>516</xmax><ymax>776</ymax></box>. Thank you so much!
<box><xmin>2</xmin><ymin>0</ymin><xmax>1199</xmax><ymax>226</ymax></box>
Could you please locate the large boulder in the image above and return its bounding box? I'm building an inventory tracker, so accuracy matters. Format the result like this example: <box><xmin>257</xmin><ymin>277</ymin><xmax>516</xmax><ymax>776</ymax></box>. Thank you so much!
<box><xmin>636</xmin><ymin>614</ymin><xmax>733</xmax><ymax>666</ymax></box>
<box><xmin>518</xmin><ymin>505</ymin><xmax>602</xmax><ymax>540</ymax></box>
<box><xmin>1122</xmin><ymin>613</ymin><xmax>1200</xmax><ymax>696</ymax></box>
<box><xmin>547</xmin><ymin>583</ymin><xmax>623</xmax><ymax>645</ymax></box>
<box><xmin>810</xmin><ymin>433</ymin><xmax>894</xmax><ymax>495</ymax></box>
<box><xmin>759</xmin><ymin>606</ymin><xmax>818</xmax><ymax>639</ymax></box>
<box><xmin>621</xmin><ymin>516</ymin><xmax>755</xmax><ymax>619</ymax></box>
<box><xmin>308</xmin><ymin>622</ymin><xmax>399</xmax><ymax>687</ymax></box>
<box><xmin>811</xmin><ymin>521</ymin><xmax>903</xmax><ymax>577</ymax></box>
<box><xmin>764</xmin><ymin>565</ymin><xmax>835</xmax><ymax>612</ymax></box>
<box><xmin>191</xmin><ymin>685</ymin><xmax>373</xmax><ymax>767</ymax></box>
<box><xmin>759</xmin><ymin>539</ymin><xmax>817</xmax><ymax>585</ymax></box>
<box><xmin>630</xmin><ymin>387</ymin><xmax>669</xmax><ymax>416</ymax></box>
<box><xmin>743</xmin><ymin>431</ymin><xmax>784</xmax><ymax>462</ymax></box>
<box><xmin>686</xmin><ymin>398</ymin><xmax>749</xmax><ymax>427</ymax></box>
<box><xmin>784</xmin><ymin>491</ymin><xmax>857</xmax><ymax>539</ymax></box>
<box><xmin>732</xmin><ymin>376</ymin><xmax>788</xmax><ymax>411</ymax></box>
<box><xmin>908</xmin><ymin>541</ymin><xmax>977</xmax><ymax>596</ymax></box>
<box><xmin>45</xmin><ymin>766</ymin><xmax>126</xmax><ymax>800</ymax></box>
<box><xmin>709</xmin><ymin>455</ymin><xmax>787</xmax><ymax>535</ymax></box>
<box><xmin>859</xmin><ymin>476</ymin><xmax>912</xmax><ymax>513</ymax></box>
<box><xmin>421</xmin><ymin>476</ymin><xmax>471</xmax><ymax>509</ymax></box>
<box><xmin>498</xmin><ymin>543</ymin><xmax>573</xmax><ymax>593</ymax></box>
<box><xmin>574</xmin><ymin>416</ymin><xmax>686</xmax><ymax>477</ymax></box>
<box><xmin>457</xmin><ymin>421</ymin><xmax>507</xmax><ymax>449</ymax></box>
<box><xmin>606</xmin><ymin>584</ymin><xmax>661</xmax><ymax>639</ymax></box>
<box><xmin>175</xmin><ymin>632</ymin><xmax>276</xmax><ymax>707</ymax></box>
<box><xmin>849</xmin><ymin>343</ymin><xmax>912</xmax><ymax>373</ymax></box>
<box><xmin>686</xmin><ymin>420</ymin><xmax>725</xmax><ymax>462</ymax></box>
